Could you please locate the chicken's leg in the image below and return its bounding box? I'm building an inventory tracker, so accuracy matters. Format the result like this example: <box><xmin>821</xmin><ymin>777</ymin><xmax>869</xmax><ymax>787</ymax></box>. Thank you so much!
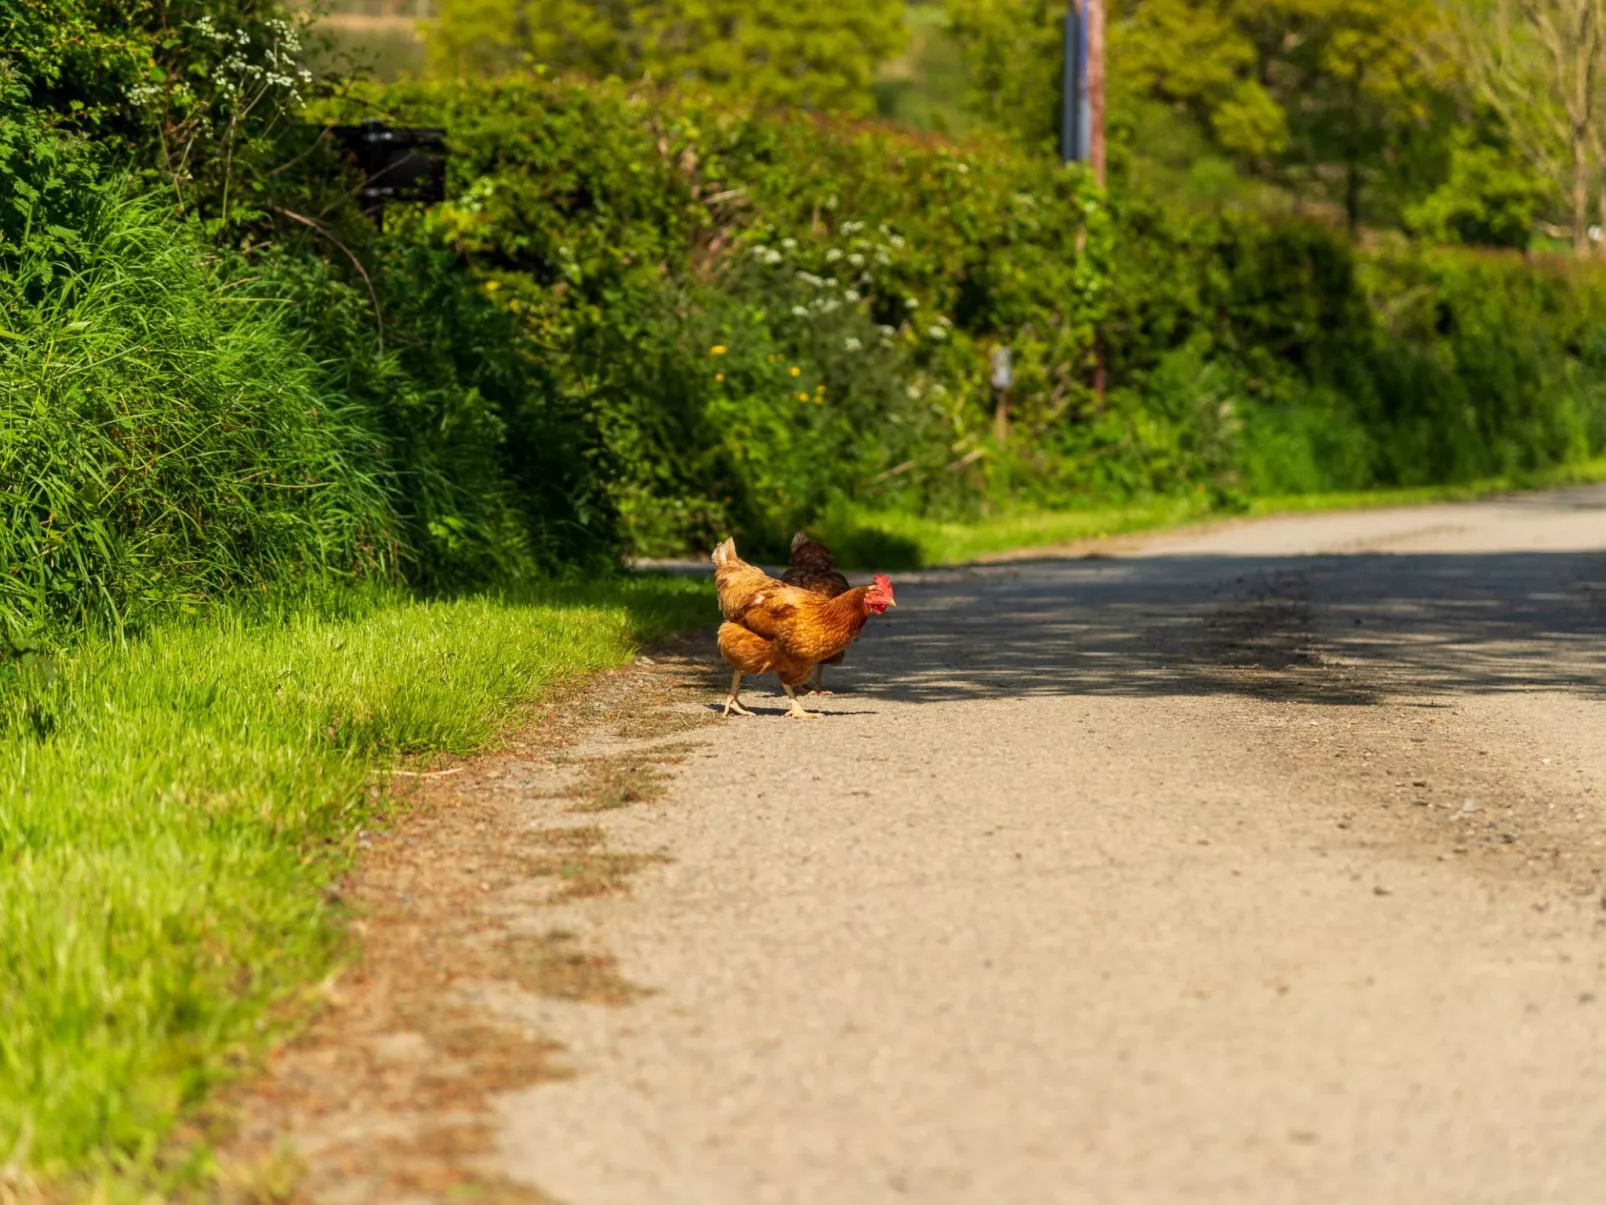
<box><xmin>722</xmin><ymin>671</ymin><xmax>755</xmax><ymax>717</ymax></box>
<box><xmin>781</xmin><ymin>681</ymin><xmax>818</xmax><ymax>719</ymax></box>
<box><xmin>806</xmin><ymin>663</ymin><xmax>833</xmax><ymax>696</ymax></box>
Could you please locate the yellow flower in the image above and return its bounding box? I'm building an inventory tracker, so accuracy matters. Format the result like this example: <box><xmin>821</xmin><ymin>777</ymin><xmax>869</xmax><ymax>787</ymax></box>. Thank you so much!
<box><xmin>710</xmin><ymin>344</ymin><xmax>728</xmax><ymax>356</ymax></box>
<box><xmin>797</xmin><ymin>392</ymin><xmax>809</xmax><ymax>401</ymax></box>
<box><xmin>484</xmin><ymin>279</ymin><xmax>500</xmax><ymax>292</ymax></box>
<box><xmin>815</xmin><ymin>384</ymin><xmax>825</xmax><ymax>394</ymax></box>
<box><xmin>715</xmin><ymin>372</ymin><xmax>725</xmax><ymax>382</ymax></box>
<box><xmin>788</xmin><ymin>366</ymin><xmax>801</xmax><ymax>377</ymax></box>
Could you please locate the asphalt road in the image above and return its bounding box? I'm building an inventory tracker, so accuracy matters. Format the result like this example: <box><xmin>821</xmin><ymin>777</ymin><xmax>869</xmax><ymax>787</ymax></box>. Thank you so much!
<box><xmin>488</xmin><ymin>487</ymin><xmax>1606</xmax><ymax>1204</ymax></box>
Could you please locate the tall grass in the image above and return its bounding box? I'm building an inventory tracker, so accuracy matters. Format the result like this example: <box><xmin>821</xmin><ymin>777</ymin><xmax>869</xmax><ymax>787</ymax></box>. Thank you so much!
<box><xmin>0</xmin><ymin>193</ymin><xmax>397</xmax><ymax>642</ymax></box>
<box><xmin>0</xmin><ymin>576</ymin><xmax>709</xmax><ymax>1183</ymax></box>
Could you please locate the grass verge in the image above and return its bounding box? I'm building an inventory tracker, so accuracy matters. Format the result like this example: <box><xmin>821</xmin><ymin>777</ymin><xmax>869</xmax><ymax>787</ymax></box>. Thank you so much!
<box><xmin>0</xmin><ymin>575</ymin><xmax>709</xmax><ymax>1190</ymax></box>
<box><xmin>823</xmin><ymin>458</ymin><xmax>1606</xmax><ymax>568</ymax></box>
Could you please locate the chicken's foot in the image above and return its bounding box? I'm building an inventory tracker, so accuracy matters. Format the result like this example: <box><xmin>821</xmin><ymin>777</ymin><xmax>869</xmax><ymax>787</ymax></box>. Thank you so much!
<box><xmin>806</xmin><ymin>664</ymin><xmax>833</xmax><ymax>696</ymax></box>
<box><xmin>722</xmin><ymin>671</ymin><xmax>755</xmax><ymax>717</ymax></box>
<box><xmin>781</xmin><ymin>682</ymin><xmax>818</xmax><ymax>718</ymax></box>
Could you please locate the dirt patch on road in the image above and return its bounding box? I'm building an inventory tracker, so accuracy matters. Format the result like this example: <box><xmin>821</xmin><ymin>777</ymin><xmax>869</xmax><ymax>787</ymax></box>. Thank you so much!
<box><xmin>216</xmin><ymin>634</ymin><xmax>721</xmax><ymax>1203</ymax></box>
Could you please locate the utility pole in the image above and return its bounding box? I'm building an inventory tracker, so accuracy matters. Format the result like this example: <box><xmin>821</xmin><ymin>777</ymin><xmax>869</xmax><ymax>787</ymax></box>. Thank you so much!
<box><xmin>1086</xmin><ymin>0</ymin><xmax>1105</xmax><ymax>187</ymax></box>
<box><xmin>1060</xmin><ymin>0</ymin><xmax>1105</xmax><ymax>186</ymax></box>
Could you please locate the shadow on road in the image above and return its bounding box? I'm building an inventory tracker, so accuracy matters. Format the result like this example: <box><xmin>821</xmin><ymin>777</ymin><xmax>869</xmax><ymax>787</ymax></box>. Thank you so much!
<box><xmin>845</xmin><ymin>551</ymin><xmax>1606</xmax><ymax>707</ymax></box>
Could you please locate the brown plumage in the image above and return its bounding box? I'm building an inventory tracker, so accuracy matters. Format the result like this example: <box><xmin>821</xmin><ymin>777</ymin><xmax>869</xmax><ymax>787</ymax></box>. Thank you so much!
<box><xmin>780</xmin><ymin>531</ymin><xmax>851</xmax><ymax>694</ymax></box>
<box><xmin>711</xmin><ymin>537</ymin><xmax>895</xmax><ymax>718</ymax></box>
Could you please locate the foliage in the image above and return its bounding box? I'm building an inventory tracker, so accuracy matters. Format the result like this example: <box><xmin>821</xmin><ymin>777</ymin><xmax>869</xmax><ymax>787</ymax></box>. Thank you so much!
<box><xmin>1436</xmin><ymin>0</ymin><xmax>1606</xmax><ymax>256</ymax></box>
<box><xmin>0</xmin><ymin>574</ymin><xmax>708</xmax><ymax>1183</ymax></box>
<box><xmin>333</xmin><ymin>74</ymin><xmax>1111</xmax><ymax>555</ymax></box>
<box><xmin>0</xmin><ymin>0</ymin><xmax>326</xmax><ymax>227</ymax></box>
<box><xmin>0</xmin><ymin>186</ymin><xmax>396</xmax><ymax>641</ymax></box>
<box><xmin>945</xmin><ymin>0</ymin><xmax>1453</xmax><ymax>228</ymax></box>
<box><xmin>1404</xmin><ymin>131</ymin><xmax>1551</xmax><ymax>248</ymax></box>
<box><xmin>423</xmin><ymin>0</ymin><xmax>907</xmax><ymax>115</ymax></box>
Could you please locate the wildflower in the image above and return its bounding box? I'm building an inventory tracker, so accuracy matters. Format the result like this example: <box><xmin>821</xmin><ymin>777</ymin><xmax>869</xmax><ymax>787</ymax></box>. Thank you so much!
<box><xmin>844</xmin><ymin>289</ymin><xmax>861</xmax><ymax>303</ymax></box>
<box><xmin>904</xmin><ymin>297</ymin><xmax>919</xmax><ymax>310</ymax></box>
<box><xmin>791</xmin><ymin>305</ymin><xmax>809</xmax><ymax>317</ymax></box>
<box><xmin>797</xmin><ymin>392</ymin><xmax>810</xmax><ymax>401</ymax></box>
<box><xmin>763</xmin><ymin>249</ymin><xmax>784</xmax><ymax>265</ymax></box>
<box><xmin>848</xmin><ymin>253</ymin><xmax>865</xmax><ymax>268</ymax></box>
<box><xmin>879</xmin><ymin>325</ymin><xmax>896</xmax><ymax>338</ymax></box>
<box><xmin>844</xmin><ymin>336</ymin><xmax>862</xmax><ymax>352</ymax></box>
<box><xmin>826</xmin><ymin>248</ymin><xmax>844</xmax><ymax>263</ymax></box>
<box><xmin>906</xmin><ymin>385</ymin><xmax>922</xmax><ymax>399</ymax></box>
<box><xmin>484</xmin><ymin>279</ymin><xmax>500</xmax><ymax>292</ymax></box>
<box><xmin>816</xmin><ymin>384</ymin><xmax>826</xmax><ymax>394</ymax></box>
<box><xmin>715</xmin><ymin>372</ymin><xmax>725</xmax><ymax>382</ymax></box>
<box><xmin>789</xmin><ymin>366</ymin><xmax>801</xmax><ymax>376</ymax></box>
<box><xmin>874</xmin><ymin>252</ymin><xmax>892</xmax><ymax>266</ymax></box>
<box><xmin>710</xmin><ymin>344</ymin><xmax>727</xmax><ymax>356</ymax></box>
<box><xmin>781</xmin><ymin>237</ymin><xmax>798</xmax><ymax>250</ymax></box>
<box><xmin>956</xmin><ymin>163</ymin><xmax>970</xmax><ymax>175</ymax></box>
<box><xmin>927</xmin><ymin>326</ymin><xmax>948</xmax><ymax>341</ymax></box>
<box><xmin>889</xmin><ymin>234</ymin><xmax>906</xmax><ymax>249</ymax></box>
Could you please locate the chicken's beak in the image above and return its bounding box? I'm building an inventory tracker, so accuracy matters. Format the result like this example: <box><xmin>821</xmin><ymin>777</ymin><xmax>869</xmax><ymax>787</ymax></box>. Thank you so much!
<box><xmin>888</xmin><ymin>598</ymin><xmax>898</xmax><ymax>607</ymax></box>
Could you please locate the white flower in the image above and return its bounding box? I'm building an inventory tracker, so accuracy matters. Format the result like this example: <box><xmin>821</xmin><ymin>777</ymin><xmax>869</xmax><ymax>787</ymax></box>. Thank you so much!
<box><xmin>906</xmin><ymin>385</ymin><xmax>922</xmax><ymax>399</ymax></box>
<box><xmin>844</xmin><ymin>336</ymin><xmax>863</xmax><ymax>352</ymax></box>
<box><xmin>904</xmin><ymin>297</ymin><xmax>919</xmax><ymax>310</ymax></box>
<box><xmin>956</xmin><ymin>163</ymin><xmax>970</xmax><ymax>175</ymax></box>
<box><xmin>879</xmin><ymin>325</ymin><xmax>896</xmax><ymax>338</ymax></box>
<box><xmin>763</xmin><ymin>249</ymin><xmax>783</xmax><ymax>265</ymax></box>
<box><xmin>844</xmin><ymin>288</ymin><xmax>861</xmax><ymax>303</ymax></box>
<box><xmin>874</xmin><ymin>251</ymin><xmax>892</xmax><ymax>266</ymax></box>
<box><xmin>792</xmin><ymin>305</ymin><xmax>810</xmax><ymax>317</ymax></box>
<box><xmin>847</xmin><ymin>253</ymin><xmax>865</xmax><ymax>268</ymax></box>
<box><xmin>825</xmin><ymin>248</ymin><xmax>844</xmax><ymax>263</ymax></box>
<box><xmin>781</xmin><ymin>237</ymin><xmax>798</xmax><ymax>250</ymax></box>
<box><xmin>927</xmin><ymin>326</ymin><xmax>948</xmax><ymax>341</ymax></box>
<box><xmin>842</xmin><ymin>220</ymin><xmax>865</xmax><ymax>234</ymax></box>
<box><xmin>938</xmin><ymin>316</ymin><xmax>953</xmax><ymax>327</ymax></box>
<box><xmin>817</xmin><ymin>299</ymin><xmax>841</xmax><ymax>315</ymax></box>
<box><xmin>888</xmin><ymin>234</ymin><xmax>906</xmax><ymax>249</ymax></box>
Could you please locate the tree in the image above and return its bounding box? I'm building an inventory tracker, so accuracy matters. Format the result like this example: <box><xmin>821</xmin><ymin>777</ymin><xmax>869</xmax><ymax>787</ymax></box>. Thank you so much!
<box><xmin>944</xmin><ymin>0</ymin><xmax>1449</xmax><ymax>228</ymax></box>
<box><xmin>637</xmin><ymin>0</ymin><xmax>907</xmax><ymax>114</ymax></box>
<box><xmin>1403</xmin><ymin>130</ymin><xmax>1552</xmax><ymax>247</ymax></box>
<box><xmin>425</xmin><ymin>0</ymin><xmax>636</xmax><ymax>79</ymax></box>
<box><xmin>422</xmin><ymin>0</ymin><xmax>907</xmax><ymax>115</ymax></box>
<box><xmin>1440</xmin><ymin>0</ymin><xmax>1606</xmax><ymax>256</ymax></box>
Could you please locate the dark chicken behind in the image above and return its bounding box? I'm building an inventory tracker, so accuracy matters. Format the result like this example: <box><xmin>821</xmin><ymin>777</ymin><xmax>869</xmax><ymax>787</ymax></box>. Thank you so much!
<box><xmin>780</xmin><ymin>531</ymin><xmax>851</xmax><ymax>694</ymax></box>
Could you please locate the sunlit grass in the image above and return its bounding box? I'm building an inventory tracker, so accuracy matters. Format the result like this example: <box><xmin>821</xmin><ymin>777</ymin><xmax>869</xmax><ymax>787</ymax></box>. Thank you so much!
<box><xmin>824</xmin><ymin>457</ymin><xmax>1606</xmax><ymax>569</ymax></box>
<box><xmin>0</xmin><ymin>576</ymin><xmax>709</xmax><ymax>1186</ymax></box>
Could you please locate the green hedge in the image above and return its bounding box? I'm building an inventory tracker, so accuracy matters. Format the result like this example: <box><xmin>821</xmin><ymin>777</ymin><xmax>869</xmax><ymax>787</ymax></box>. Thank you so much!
<box><xmin>337</xmin><ymin>76</ymin><xmax>1606</xmax><ymax>558</ymax></box>
<box><xmin>7</xmin><ymin>64</ymin><xmax>1606</xmax><ymax>633</ymax></box>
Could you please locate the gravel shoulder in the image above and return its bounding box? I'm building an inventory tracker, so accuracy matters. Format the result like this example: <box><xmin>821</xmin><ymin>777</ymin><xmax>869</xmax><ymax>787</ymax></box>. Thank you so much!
<box><xmin>234</xmin><ymin>488</ymin><xmax>1606</xmax><ymax>1204</ymax></box>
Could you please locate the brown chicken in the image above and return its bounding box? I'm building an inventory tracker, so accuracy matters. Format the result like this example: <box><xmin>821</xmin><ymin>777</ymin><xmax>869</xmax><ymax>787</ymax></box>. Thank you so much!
<box><xmin>780</xmin><ymin>531</ymin><xmax>852</xmax><ymax>695</ymax></box>
<box><xmin>711</xmin><ymin>537</ymin><xmax>896</xmax><ymax>718</ymax></box>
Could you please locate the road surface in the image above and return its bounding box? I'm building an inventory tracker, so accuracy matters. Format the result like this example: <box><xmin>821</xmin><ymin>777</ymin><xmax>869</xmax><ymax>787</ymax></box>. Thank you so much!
<box><xmin>477</xmin><ymin>489</ymin><xmax>1606</xmax><ymax>1203</ymax></box>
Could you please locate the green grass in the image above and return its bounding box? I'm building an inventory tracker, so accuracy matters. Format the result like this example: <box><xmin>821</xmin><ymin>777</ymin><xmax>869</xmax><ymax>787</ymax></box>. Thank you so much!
<box><xmin>823</xmin><ymin>457</ymin><xmax>1606</xmax><ymax>569</ymax></box>
<box><xmin>0</xmin><ymin>575</ymin><xmax>709</xmax><ymax>1188</ymax></box>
